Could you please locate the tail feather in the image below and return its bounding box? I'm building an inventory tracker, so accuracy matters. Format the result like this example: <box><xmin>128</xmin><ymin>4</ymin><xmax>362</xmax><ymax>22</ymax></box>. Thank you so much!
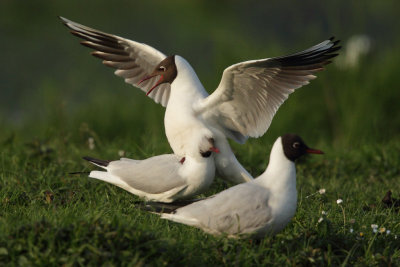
<box><xmin>137</xmin><ymin>198</ymin><xmax>205</xmax><ymax>214</ymax></box>
<box><xmin>161</xmin><ymin>213</ymin><xmax>199</xmax><ymax>227</ymax></box>
<box><xmin>88</xmin><ymin>170</ymin><xmax>129</xmax><ymax>189</ymax></box>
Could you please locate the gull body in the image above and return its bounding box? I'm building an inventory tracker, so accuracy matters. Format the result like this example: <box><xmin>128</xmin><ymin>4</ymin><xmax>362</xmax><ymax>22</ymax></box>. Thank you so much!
<box><xmin>160</xmin><ymin>134</ymin><xmax>323</xmax><ymax>238</ymax></box>
<box><xmin>60</xmin><ymin>17</ymin><xmax>340</xmax><ymax>184</ymax></box>
<box><xmin>165</xmin><ymin>56</ymin><xmax>250</xmax><ymax>182</ymax></box>
<box><xmin>84</xmin><ymin>131</ymin><xmax>218</xmax><ymax>203</ymax></box>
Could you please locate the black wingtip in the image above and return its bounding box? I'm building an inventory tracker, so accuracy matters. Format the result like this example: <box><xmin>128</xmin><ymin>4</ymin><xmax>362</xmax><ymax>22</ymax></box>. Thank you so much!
<box><xmin>83</xmin><ymin>156</ymin><xmax>110</xmax><ymax>167</ymax></box>
<box><xmin>275</xmin><ymin>36</ymin><xmax>342</xmax><ymax>67</ymax></box>
<box><xmin>69</xmin><ymin>171</ymin><xmax>91</xmax><ymax>175</ymax></box>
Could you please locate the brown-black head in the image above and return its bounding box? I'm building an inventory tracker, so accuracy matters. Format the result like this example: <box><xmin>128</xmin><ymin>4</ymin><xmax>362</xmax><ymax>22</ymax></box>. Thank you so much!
<box><xmin>138</xmin><ymin>55</ymin><xmax>177</xmax><ymax>96</ymax></box>
<box><xmin>281</xmin><ymin>134</ymin><xmax>323</xmax><ymax>162</ymax></box>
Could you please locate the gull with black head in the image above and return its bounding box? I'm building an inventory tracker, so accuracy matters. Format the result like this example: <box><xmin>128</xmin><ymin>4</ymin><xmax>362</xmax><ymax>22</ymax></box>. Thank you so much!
<box><xmin>60</xmin><ymin>16</ymin><xmax>340</xmax><ymax>184</ymax></box>
<box><xmin>158</xmin><ymin>134</ymin><xmax>323</xmax><ymax>238</ymax></box>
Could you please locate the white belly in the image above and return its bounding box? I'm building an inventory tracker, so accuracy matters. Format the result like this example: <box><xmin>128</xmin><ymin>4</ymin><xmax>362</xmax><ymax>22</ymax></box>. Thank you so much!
<box><xmin>177</xmin><ymin>158</ymin><xmax>216</xmax><ymax>199</ymax></box>
<box><xmin>165</xmin><ymin>107</ymin><xmax>207</xmax><ymax>156</ymax></box>
<box><xmin>164</xmin><ymin>95</ymin><xmax>253</xmax><ymax>184</ymax></box>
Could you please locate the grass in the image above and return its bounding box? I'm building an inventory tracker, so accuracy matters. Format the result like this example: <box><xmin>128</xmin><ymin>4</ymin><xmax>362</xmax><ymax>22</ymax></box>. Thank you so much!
<box><xmin>0</xmin><ymin>121</ymin><xmax>399</xmax><ymax>265</ymax></box>
<box><xmin>2</xmin><ymin>58</ymin><xmax>400</xmax><ymax>266</ymax></box>
<box><xmin>1</xmin><ymin>2</ymin><xmax>400</xmax><ymax>264</ymax></box>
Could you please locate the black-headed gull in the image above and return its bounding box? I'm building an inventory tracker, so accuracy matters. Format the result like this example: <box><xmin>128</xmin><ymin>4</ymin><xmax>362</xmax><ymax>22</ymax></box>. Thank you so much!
<box><xmin>158</xmin><ymin>134</ymin><xmax>323</xmax><ymax>238</ymax></box>
<box><xmin>83</xmin><ymin>132</ymin><xmax>219</xmax><ymax>203</ymax></box>
<box><xmin>60</xmin><ymin>17</ymin><xmax>339</xmax><ymax>184</ymax></box>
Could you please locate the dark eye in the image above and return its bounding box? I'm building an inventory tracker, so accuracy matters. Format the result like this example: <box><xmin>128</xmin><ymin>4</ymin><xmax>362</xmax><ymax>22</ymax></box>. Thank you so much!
<box><xmin>293</xmin><ymin>142</ymin><xmax>300</xmax><ymax>149</ymax></box>
<box><xmin>158</xmin><ymin>66</ymin><xmax>166</xmax><ymax>71</ymax></box>
<box><xmin>201</xmin><ymin>151</ymin><xmax>212</xmax><ymax>158</ymax></box>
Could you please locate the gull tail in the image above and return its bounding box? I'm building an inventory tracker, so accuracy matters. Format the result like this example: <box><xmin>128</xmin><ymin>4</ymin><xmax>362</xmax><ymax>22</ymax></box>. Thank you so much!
<box><xmin>137</xmin><ymin>199</ymin><xmax>205</xmax><ymax>214</ymax></box>
<box><xmin>83</xmin><ymin>156</ymin><xmax>130</xmax><ymax>189</ymax></box>
<box><xmin>88</xmin><ymin>170</ymin><xmax>130</xmax><ymax>191</ymax></box>
<box><xmin>161</xmin><ymin>213</ymin><xmax>199</xmax><ymax>227</ymax></box>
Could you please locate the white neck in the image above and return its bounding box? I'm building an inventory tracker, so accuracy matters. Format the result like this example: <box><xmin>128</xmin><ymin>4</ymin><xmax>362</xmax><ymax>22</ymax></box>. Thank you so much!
<box><xmin>169</xmin><ymin>56</ymin><xmax>208</xmax><ymax>106</ymax></box>
<box><xmin>256</xmin><ymin>137</ymin><xmax>296</xmax><ymax>193</ymax></box>
<box><xmin>178</xmin><ymin>153</ymin><xmax>216</xmax><ymax>197</ymax></box>
<box><xmin>253</xmin><ymin>137</ymin><xmax>298</xmax><ymax>234</ymax></box>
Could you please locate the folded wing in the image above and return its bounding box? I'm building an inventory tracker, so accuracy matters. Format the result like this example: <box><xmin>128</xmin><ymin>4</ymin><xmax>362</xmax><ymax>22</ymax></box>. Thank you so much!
<box><xmin>163</xmin><ymin>183</ymin><xmax>272</xmax><ymax>235</ymax></box>
<box><xmin>59</xmin><ymin>16</ymin><xmax>170</xmax><ymax>107</ymax></box>
<box><xmin>196</xmin><ymin>38</ymin><xmax>341</xmax><ymax>142</ymax></box>
<box><xmin>108</xmin><ymin>154</ymin><xmax>186</xmax><ymax>194</ymax></box>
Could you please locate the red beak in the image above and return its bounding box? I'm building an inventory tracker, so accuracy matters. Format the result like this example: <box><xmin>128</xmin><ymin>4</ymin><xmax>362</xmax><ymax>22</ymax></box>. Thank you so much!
<box><xmin>138</xmin><ymin>75</ymin><xmax>164</xmax><ymax>96</ymax></box>
<box><xmin>306</xmin><ymin>148</ymin><xmax>324</xmax><ymax>154</ymax></box>
<box><xmin>210</xmin><ymin>147</ymin><xmax>220</xmax><ymax>153</ymax></box>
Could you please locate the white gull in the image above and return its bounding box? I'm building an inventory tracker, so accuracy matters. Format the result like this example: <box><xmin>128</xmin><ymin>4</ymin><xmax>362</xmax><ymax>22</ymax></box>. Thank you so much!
<box><xmin>60</xmin><ymin>17</ymin><xmax>339</xmax><ymax>184</ymax></box>
<box><xmin>83</xmin><ymin>131</ymin><xmax>219</xmax><ymax>203</ymax></box>
<box><xmin>159</xmin><ymin>134</ymin><xmax>323</xmax><ymax>238</ymax></box>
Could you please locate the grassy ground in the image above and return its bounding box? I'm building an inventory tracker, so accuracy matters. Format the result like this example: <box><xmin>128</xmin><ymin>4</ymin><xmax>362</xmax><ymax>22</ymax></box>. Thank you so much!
<box><xmin>0</xmin><ymin>120</ymin><xmax>399</xmax><ymax>266</ymax></box>
<box><xmin>1</xmin><ymin>2</ymin><xmax>400</xmax><ymax>265</ymax></box>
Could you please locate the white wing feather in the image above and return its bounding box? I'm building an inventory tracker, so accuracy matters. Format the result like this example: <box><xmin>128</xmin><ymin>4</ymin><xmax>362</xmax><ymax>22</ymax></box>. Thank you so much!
<box><xmin>196</xmin><ymin>38</ymin><xmax>340</xmax><ymax>141</ymax></box>
<box><xmin>60</xmin><ymin>17</ymin><xmax>170</xmax><ymax>107</ymax></box>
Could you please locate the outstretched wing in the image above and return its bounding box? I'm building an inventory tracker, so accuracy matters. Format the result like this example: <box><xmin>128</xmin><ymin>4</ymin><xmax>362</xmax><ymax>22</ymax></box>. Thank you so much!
<box><xmin>60</xmin><ymin>16</ymin><xmax>171</xmax><ymax>107</ymax></box>
<box><xmin>196</xmin><ymin>38</ymin><xmax>341</xmax><ymax>143</ymax></box>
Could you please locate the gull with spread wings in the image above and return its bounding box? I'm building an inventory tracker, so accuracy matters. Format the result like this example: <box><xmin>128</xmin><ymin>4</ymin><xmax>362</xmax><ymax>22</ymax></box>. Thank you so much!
<box><xmin>60</xmin><ymin>17</ymin><xmax>340</xmax><ymax>184</ymax></box>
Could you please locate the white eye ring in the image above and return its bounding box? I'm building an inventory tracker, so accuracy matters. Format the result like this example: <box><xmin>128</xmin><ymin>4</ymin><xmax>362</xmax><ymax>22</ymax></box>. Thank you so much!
<box><xmin>293</xmin><ymin>142</ymin><xmax>300</xmax><ymax>149</ymax></box>
<box><xmin>159</xmin><ymin>66</ymin><xmax>166</xmax><ymax>71</ymax></box>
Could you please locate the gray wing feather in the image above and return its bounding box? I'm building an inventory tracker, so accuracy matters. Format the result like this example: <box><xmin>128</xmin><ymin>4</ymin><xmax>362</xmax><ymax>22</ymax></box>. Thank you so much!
<box><xmin>108</xmin><ymin>154</ymin><xmax>186</xmax><ymax>194</ymax></box>
<box><xmin>59</xmin><ymin>17</ymin><xmax>170</xmax><ymax>107</ymax></box>
<box><xmin>174</xmin><ymin>183</ymin><xmax>272</xmax><ymax>235</ymax></box>
<box><xmin>197</xmin><ymin>38</ymin><xmax>340</xmax><ymax>141</ymax></box>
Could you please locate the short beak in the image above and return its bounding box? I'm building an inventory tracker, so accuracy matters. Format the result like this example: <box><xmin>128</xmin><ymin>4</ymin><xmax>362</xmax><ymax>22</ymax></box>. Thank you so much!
<box><xmin>306</xmin><ymin>148</ymin><xmax>324</xmax><ymax>154</ymax></box>
<box><xmin>138</xmin><ymin>74</ymin><xmax>164</xmax><ymax>96</ymax></box>
<box><xmin>210</xmin><ymin>147</ymin><xmax>220</xmax><ymax>153</ymax></box>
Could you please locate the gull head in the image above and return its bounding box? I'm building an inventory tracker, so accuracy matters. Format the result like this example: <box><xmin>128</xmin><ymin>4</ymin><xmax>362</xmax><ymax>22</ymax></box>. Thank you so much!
<box><xmin>138</xmin><ymin>55</ymin><xmax>177</xmax><ymax>96</ymax></box>
<box><xmin>281</xmin><ymin>134</ymin><xmax>323</xmax><ymax>162</ymax></box>
<box><xmin>199</xmin><ymin>137</ymin><xmax>220</xmax><ymax>158</ymax></box>
<box><xmin>185</xmin><ymin>130</ymin><xmax>220</xmax><ymax>160</ymax></box>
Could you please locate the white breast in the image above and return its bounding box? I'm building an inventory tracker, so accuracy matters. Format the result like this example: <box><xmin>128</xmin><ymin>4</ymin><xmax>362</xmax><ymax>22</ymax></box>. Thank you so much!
<box><xmin>164</xmin><ymin>57</ymin><xmax>209</xmax><ymax>156</ymax></box>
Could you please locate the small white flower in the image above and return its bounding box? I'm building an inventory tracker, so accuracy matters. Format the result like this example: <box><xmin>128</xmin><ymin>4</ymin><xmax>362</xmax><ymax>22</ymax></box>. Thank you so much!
<box><xmin>395</xmin><ymin>235</ymin><xmax>397</xmax><ymax>239</ymax></box>
<box><xmin>336</xmin><ymin>199</ymin><xmax>343</xmax><ymax>204</ymax></box>
<box><xmin>373</xmin><ymin>228</ymin><xmax>378</xmax><ymax>233</ymax></box>
<box><xmin>88</xmin><ymin>137</ymin><xmax>95</xmax><ymax>150</ymax></box>
<box><xmin>349</xmin><ymin>228</ymin><xmax>354</xmax><ymax>233</ymax></box>
<box><xmin>318</xmin><ymin>217</ymin><xmax>323</xmax><ymax>223</ymax></box>
<box><xmin>321</xmin><ymin>211</ymin><xmax>327</xmax><ymax>215</ymax></box>
<box><xmin>118</xmin><ymin>150</ymin><xmax>125</xmax><ymax>157</ymax></box>
<box><xmin>371</xmin><ymin>224</ymin><xmax>378</xmax><ymax>229</ymax></box>
<box><xmin>386</xmin><ymin>230</ymin><xmax>391</xmax><ymax>235</ymax></box>
<box><xmin>306</xmin><ymin>188</ymin><xmax>326</xmax><ymax>198</ymax></box>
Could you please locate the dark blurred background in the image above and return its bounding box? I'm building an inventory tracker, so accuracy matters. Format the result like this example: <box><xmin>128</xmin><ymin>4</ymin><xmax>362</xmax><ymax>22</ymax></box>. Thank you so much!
<box><xmin>1</xmin><ymin>0</ymin><xmax>399</xmax><ymax>148</ymax></box>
